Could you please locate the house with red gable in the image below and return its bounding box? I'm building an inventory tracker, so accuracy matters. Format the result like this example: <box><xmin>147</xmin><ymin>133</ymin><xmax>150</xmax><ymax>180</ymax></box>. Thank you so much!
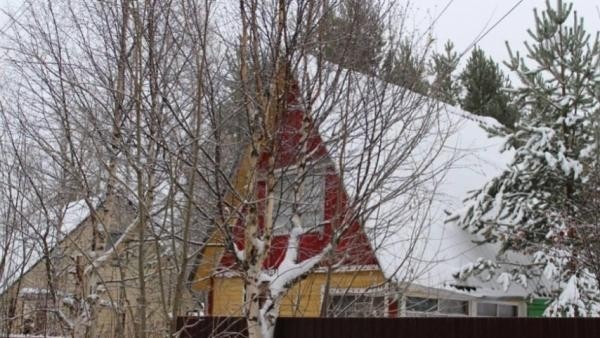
<box><xmin>190</xmin><ymin>64</ymin><xmax>537</xmax><ymax>318</ymax></box>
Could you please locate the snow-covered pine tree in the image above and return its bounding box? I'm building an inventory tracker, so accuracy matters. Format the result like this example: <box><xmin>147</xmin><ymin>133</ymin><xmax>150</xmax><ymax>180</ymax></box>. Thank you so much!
<box><xmin>452</xmin><ymin>0</ymin><xmax>600</xmax><ymax>317</ymax></box>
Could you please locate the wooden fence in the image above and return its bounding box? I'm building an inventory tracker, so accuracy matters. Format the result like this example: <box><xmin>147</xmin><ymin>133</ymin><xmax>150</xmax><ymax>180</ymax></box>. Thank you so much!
<box><xmin>175</xmin><ymin>316</ymin><xmax>600</xmax><ymax>338</ymax></box>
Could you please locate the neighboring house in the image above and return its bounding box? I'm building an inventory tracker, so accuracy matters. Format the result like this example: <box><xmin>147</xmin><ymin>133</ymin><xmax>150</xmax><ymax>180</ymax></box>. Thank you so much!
<box><xmin>190</xmin><ymin>70</ymin><xmax>543</xmax><ymax>319</ymax></box>
<box><xmin>0</xmin><ymin>193</ymin><xmax>197</xmax><ymax>337</ymax></box>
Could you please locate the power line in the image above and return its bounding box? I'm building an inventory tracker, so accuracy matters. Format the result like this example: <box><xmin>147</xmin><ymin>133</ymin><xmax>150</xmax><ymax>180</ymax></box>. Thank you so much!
<box><xmin>418</xmin><ymin>0</ymin><xmax>455</xmax><ymax>43</ymax></box>
<box><xmin>0</xmin><ymin>1</ymin><xmax>29</xmax><ymax>35</ymax></box>
<box><xmin>0</xmin><ymin>1</ymin><xmax>31</xmax><ymax>61</ymax></box>
<box><xmin>468</xmin><ymin>6</ymin><xmax>499</xmax><ymax>50</ymax></box>
<box><xmin>459</xmin><ymin>0</ymin><xmax>525</xmax><ymax>59</ymax></box>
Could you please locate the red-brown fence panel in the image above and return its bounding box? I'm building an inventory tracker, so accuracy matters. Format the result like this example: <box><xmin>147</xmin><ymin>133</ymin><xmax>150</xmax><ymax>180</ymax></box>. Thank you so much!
<box><xmin>175</xmin><ymin>316</ymin><xmax>600</xmax><ymax>338</ymax></box>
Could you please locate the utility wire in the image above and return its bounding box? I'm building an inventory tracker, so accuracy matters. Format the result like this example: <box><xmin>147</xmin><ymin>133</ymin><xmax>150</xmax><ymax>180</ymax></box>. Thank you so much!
<box><xmin>0</xmin><ymin>1</ymin><xmax>31</xmax><ymax>61</ymax></box>
<box><xmin>0</xmin><ymin>1</ymin><xmax>29</xmax><ymax>35</ymax></box>
<box><xmin>459</xmin><ymin>0</ymin><xmax>524</xmax><ymax>59</ymax></box>
<box><xmin>417</xmin><ymin>0</ymin><xmax>455</xmax><ymax>43</ymax></box>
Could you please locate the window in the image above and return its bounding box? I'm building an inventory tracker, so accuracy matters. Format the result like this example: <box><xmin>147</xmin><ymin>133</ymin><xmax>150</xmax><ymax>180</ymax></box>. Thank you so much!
<box><xmin>326</xmin><ymin>294</ymin><xmax>386</xmax><ymax>317</ymax></box>
<box><xmin>273</xmin><ymin>168</ymin><xmax>324</xmax><ymax>234</ymax></box>
<box><xmin>405</xmin><ymin>297</ymin><xmax>469</xmax><ymax>316</ymax></box>
<box><xmin>91</xmin><ymin>226</ymin><xmax>105</xmax><ymax>251</ymax></box>
<box><xmin>107</xmin><ymin>231</ymin><xmax>123</xmax><ymax>249</ymax></box>
<box><xmin>19</xmin><ymin>292</ymin><xmax>53</xmax><ymax>335</ymax></box>
<box><xmin>406</xmin><ymin>297</ymin><xmax>437</xmax><ymax>313</ymax></box>
<box><xmin>476</xmin><ymin>302</ymin><xmax>518</xmax><ymax>317</ymax></box>
<box><xmin>439</xmin><ymin>299</ymin><xmax>470</xmax><ymax>315</ymax></box>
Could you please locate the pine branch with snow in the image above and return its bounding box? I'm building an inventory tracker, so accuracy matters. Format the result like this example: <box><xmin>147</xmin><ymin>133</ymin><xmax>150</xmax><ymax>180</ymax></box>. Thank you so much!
<box><xmin>451</xmin><ymin>0</ymin><xmax>600</xmax><ymax>317</ymax></box>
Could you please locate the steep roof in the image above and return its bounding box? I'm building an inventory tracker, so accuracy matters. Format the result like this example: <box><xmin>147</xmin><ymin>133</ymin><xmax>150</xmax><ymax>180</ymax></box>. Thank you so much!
<box><xmin>368</xmin><ymin>107</ymin><xmax>525</xmax><ymax>297</ymax></box>
<box><xmin>197</xmin><ymin>59</ymin><xmax>530</xmax><ymax>299</ymax></box>
<box><xmin>0</xmin><ymin>198</ymin><xmax>101</xmax><ymax>294</ymax></box>
<box><xmin>308</xmin><ymin>62</ymin><xmax>527</xmax><ymax>298</ymax></box>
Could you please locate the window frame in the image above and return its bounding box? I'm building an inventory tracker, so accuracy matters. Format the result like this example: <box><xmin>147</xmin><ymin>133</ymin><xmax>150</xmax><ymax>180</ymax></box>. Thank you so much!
<box><xmin>271</xmin><ymin>163</ymin><xmax>327</xmax><ymax>235</ymax></box>
<box><xmin>324</xmin><ymin>288</ymin><xmax>388</xmax><ymax>318</ymax></box>
<box><xmin>404</xmin><ymin>296</ymin><xmax>470</xmax><ymax>317</ymax></box>
<box><xmin>475</xmin><ymin>301</ymin><xmax>520</xmax><ymax>317</ymax></box>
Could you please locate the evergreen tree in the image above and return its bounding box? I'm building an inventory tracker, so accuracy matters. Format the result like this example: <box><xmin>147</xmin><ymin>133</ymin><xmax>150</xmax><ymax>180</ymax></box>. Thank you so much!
<box><xmin>459</xmin><ymin>47</ymin><xmax>518</xmax><ymax>127</ymax></box>
<box><xmin>320</xmin><ymin>1</ymin><xmax>430</xmax><ymax>94</ymax></box>
<box><xmin>453</xmin><ymin>0</ymin><xmax>600</xmax><ymax>317</ymax></box>
<box><xmin>382</xmin><ymin>39</ymin><xmax>430</xmax><ymax>95</ymax></box>
<box><xmin>320</xmin><ymin>0</ymin><xmax>385</xmax><ymax>75</ymax></box>
<box><xmin>428</xmin><ymin>40</ymin><xmax>461</xmax><ymax>105</ymax></box>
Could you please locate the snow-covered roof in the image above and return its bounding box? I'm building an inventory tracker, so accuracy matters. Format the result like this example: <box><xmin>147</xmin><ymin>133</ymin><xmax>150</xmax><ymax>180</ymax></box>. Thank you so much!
<box><xmin>0</xmin><ymin>198</ymin><xmax>100</xmax><ymax>294</ymax></box>
<box><xmin>306</xmin><ymin>62</ymin><xmax>527</xmax><ymax>298</ymax></box>
<box><xmin>374</xmin><ymin>106</ymin><xmax>526</xmax><ymax>297</ymax></box>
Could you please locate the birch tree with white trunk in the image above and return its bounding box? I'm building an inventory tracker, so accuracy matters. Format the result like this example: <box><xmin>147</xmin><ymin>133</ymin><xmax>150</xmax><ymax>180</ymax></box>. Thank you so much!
<box><xmin>215</xmin><ymin>1</ymin><xmax>450</xmax><ymax>337</ymax></box>
<box><xmin>0</xmin><ymin>0</ymin><xmax>223</xmax><ymax>336</ymax></box>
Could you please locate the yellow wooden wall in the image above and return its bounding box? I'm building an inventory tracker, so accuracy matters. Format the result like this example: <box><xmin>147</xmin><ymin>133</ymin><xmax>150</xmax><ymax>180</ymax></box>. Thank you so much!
<box><xmin>209</xmin><ymin>269</ymin><xmax>386</xmax><ymax>317</ymax></box>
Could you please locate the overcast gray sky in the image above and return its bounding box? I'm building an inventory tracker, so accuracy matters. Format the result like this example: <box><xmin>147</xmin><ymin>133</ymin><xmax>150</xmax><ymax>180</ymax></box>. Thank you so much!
<box><xmin>412</xmin><ymin>0</ymin><xmax>600</xmax><ymax>69</ymax></box>
<box><xmin>0</xmin><ymin>0</ymin><xmax>599</xmax><ymax>74</ymax></box>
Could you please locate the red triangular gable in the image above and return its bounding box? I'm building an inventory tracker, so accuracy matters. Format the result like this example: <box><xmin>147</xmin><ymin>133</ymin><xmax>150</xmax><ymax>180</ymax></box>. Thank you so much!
<box><xmin>218</xmin><ymin>82</ymin><xmax>378</xmax><ymax>271</ymax></box>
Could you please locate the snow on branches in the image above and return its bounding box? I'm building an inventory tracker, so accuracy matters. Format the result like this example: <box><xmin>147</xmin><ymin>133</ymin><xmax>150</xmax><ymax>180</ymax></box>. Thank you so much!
<box><xmin>450</xmin><ymin>0</ymin><xmax>600</xmax><ymax>317</ymax></box>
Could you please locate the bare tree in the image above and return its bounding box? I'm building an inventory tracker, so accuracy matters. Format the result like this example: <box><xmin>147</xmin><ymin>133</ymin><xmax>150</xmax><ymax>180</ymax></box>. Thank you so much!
<box><xmin>0</xmin><ymin>0</ymin><xmax>227</xmax><ymax>337</ymax></box>
<box><xmin>201</xmin><ymin>1</ymin><xmax>451</xmax><ymax>337</ymax></box>
<box><xmin>0</xmin><ymin>1</ymin><xmax>452</xmax><ymax>338</ymax></box>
